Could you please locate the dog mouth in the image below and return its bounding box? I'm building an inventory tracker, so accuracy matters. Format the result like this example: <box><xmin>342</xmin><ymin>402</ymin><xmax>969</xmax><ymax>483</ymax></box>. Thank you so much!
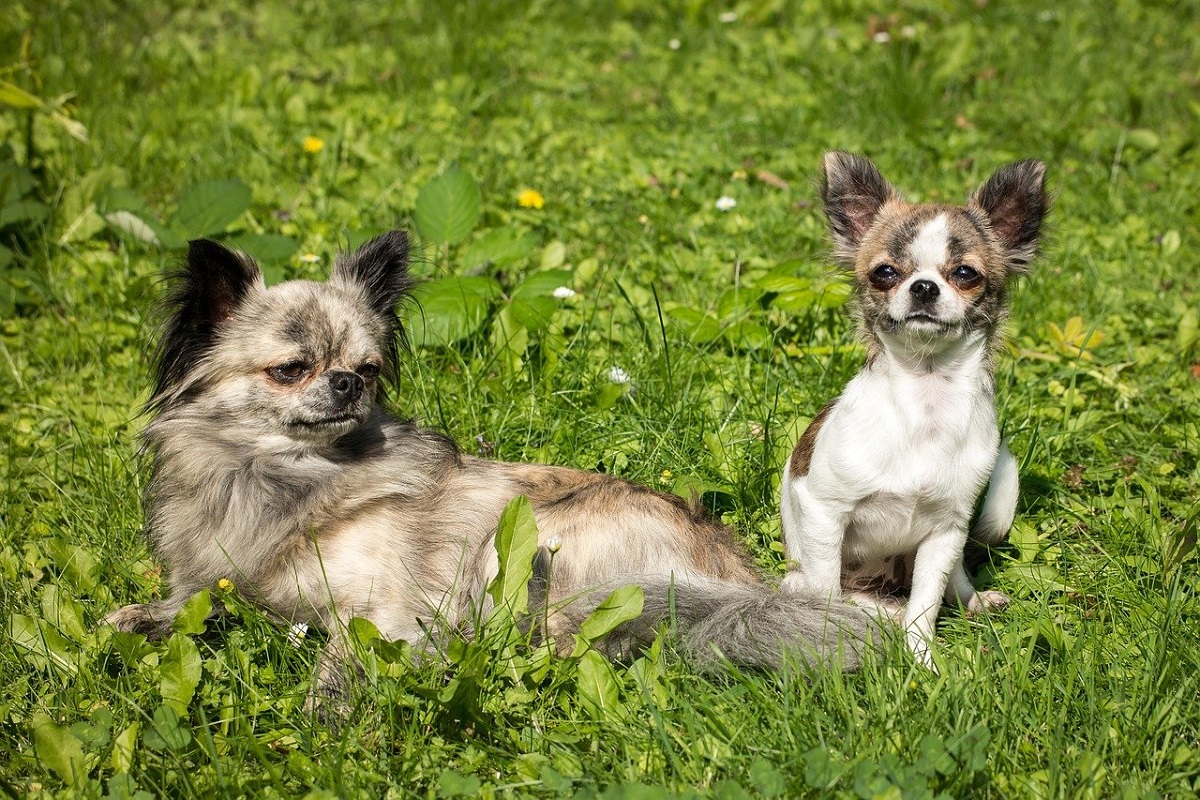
<box><xmin>899</xmin><ymin>312</ymin><xmax>956</xmax><ymax>332</ymax></box>
<box><xmin>288</xmin><ymin>413</ymin><xmax>362</xmax><ymax>429</ymax></box>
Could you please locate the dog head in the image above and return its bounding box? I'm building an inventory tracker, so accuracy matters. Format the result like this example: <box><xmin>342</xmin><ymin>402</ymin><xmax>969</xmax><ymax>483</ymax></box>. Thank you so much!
<box><xmin>819</xmin><ymin>152</ymin><xmax>1047</xmax><ymax>354</ymax></box>
<box><xmin>151</xmin><ymin>230</ymin><xmax>412</xmax><ymax>445</ymax></box>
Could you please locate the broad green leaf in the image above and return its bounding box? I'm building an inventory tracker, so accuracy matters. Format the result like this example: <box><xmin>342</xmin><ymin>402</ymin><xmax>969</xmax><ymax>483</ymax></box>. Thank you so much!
<box><xmin>0</xmin><ymin>243</ymin><xmax>12</xmax><ymax>269</ymax></box>
<box><xmin>578</xmin><ymin>584</ymin><xmax>644</xmax><ymax>643</ymax></box>
<box><xmin>404</xmin><ymin>275</ymin><xmax>499</xmax><ymax>347</ymax></box>
<box><xmin>488</xmin><ymin>495</ymin><xmax>539</xmax><ymax>617</ymax></box>
<box><xmin>41</xmin><ymin>585</ymin><xmax>87</xmax><ymax>640</ymax></box>
<box><xmin>1160</xmin><ymin>229</ymin><xmax>1181</xmax><ymax>257</ymax></box>
<box><xmin>509</xmin><ymin>268</ymin><xmax>572</xmax><ymax>332</ymax></box>
<box><xmin>722</xmin><ymin>319</ymin><xmax>773</xmax><ymax>350</ymax></box>
<box><xmin>173</xmin><ymin>179</ymin><xmax>252</xmax><ymax>238</ymax></box>
<box><xmin>171</xmin><ymin>590</ymin><xmax>212</xmax><ymax>636</ymax></box>
<box><xmin>0</xmin><ymin>162</ymin><xmax>36</xmax><ymax>204</ymax></box>
<box><xmin>226</xmin><ymin>233</ymin><xmax>299</xmax><ymax>264</ymax></box>
<box><xmin>575</xmin><ymin>649</ymin><xmax>621</xmax><ymax>719</ymax></box>
<box><xmin>160</xmin><ymin>633</ymin><xmax>202</xmax><ymax>713</ymax></box>
<box><xmin>414</xmin><ymin>165</ymin><xmax>481</xmax><ymax>245</ymax></box>
<box><xmin>668</xmin><ymin>307</ymin><xmax>722</xmax><ymax>344</ymax></box>
<box><xmin>10</xmin><ymin>613</ymin><xmax>77</xmax><ymax>674</ymax></box>
<box><xmin>1176</xmin><ymin>308</ymin><xmax>1198</xmax><ymax>352</ymax></box>
<box><xmin>541</xmin><ymin>240</ymin><xmax>567</xmax><ymax>270</ymax></box>
<box><xmin>32</xmin><ymin>712</ymin><xmax>87</xmax><ymax>789</ymax></box>
<box><xmin>348</xmin><ymin>616</ymin><xmax>384</xmax><ymax>648</ymax></box>
<box><xmin>143</xmin><ymin>705</ymin><xmax>191</xmax><ymax>752</ymax></box>
<box><xmin>671</xmin><ymin>474</ymin><xmax>734</xmax><ymax>503</ymax></box>
<box><xmin>461</xmin><ymin>227</ymin><xmax>536</xmax><ymax>271</ymax></box>
<box><xmin>438</xmin><ymin>770</ymin><xmax>483</xmax><ymax>797</ymax></box>
<box><xmin>111</xmin><ymin>723</ymin><xmax>139</xmax><ymax>773</ymax></box>
<box><xmin>771</xmin><ymin>289</ymin><xmax>819</xmax><ymax>311</ymax></box>
<box><xmin>0</xmin><ymin>198</ymin><xmax>49</xmax><ymax>227</ymax></box>
<box><xmin>816</xmin><ymin>282</ymin><xmax>853</xmax><ymax>308</ymax></box>
<box><xmin>97</xmin><ymin>188</ymin><xmax>186</xmax><ymax>250</ymax></box>
<box><xmin>749</xmin><ymin>759</ymin><xmax>787</xmax><ymax>798</ymax></box>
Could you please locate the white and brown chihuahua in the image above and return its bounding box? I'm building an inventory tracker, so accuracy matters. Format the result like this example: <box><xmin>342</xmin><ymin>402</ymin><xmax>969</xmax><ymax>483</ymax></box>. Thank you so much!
<box><xmin>780</xmin><ymin>152</ymin><xmax>1047</xmax><ymax>666</ymax></box>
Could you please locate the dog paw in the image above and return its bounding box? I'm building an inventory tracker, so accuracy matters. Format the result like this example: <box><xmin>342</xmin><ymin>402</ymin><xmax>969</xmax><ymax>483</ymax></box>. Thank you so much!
<box><xmin>906</xmin><ymin>631</ymin><xmax>938</xmax><ymax>672</ymax></box>
<box><xmin>966</xmin><ymin>590</ymin><xmax>1011</xmax><ymax>616</ymax></box>
<box><xmin>103</xmin><ymin>604</ymin><xmax>168</xmax><ymax>638</ymax></box>
<box><xmin>780</xmin><ymin>571</ymin><xmax>809</xmax><ymax>594</ymax></box>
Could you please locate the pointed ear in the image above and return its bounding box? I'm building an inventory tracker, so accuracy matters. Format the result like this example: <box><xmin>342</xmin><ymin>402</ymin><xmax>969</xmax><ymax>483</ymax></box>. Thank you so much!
<box><xmin>332</xmin><ymin>230</ymin><xmax>413</xmax><ymax>316</ymax></box>
<box><xmin>970</xmin><ymin>159</ymin><xmax>1048</xmax><ymax>273</ymax></box>
<box><xmin>152</xmin><ymin>239</ymin><xmax>263</xmax><ymax>406</ymax></box>
<box><xmin>820</xmin><ymin>151</ymin><xmax>899</xmax><ymax>260</ymax></box>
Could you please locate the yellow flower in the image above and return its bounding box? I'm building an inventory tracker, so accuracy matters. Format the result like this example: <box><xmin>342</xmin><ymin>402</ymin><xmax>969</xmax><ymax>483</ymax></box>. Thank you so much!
<box><xmin>302</xmin><ymin>135</ymin><xmax>325</xmax><ymax>154</ymax></box>
<box><xmin>217</xmin><ymin>578</ymin><xmax>233</xmax><ymax>592</ymax></box>
<box><xmin>659</xmin><ymin>469</ymin><xmax>673</xmax><ymax>485</ymax></box>
<box><xmin>517</xmin><ymin>188</ymin><xmax>545</xmax><ymax>209</ymax></box>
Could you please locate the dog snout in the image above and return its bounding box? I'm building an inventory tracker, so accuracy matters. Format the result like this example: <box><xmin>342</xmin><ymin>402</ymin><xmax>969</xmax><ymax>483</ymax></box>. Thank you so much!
<box><xmin>327</xmin><ymin>371</ymin><xmax>364</xmax><ymax>405</ymax></box>
<box><xmin>909</xmin><ymin>279</ymin><xmax>940</xmax><ymax>304</ymax></box>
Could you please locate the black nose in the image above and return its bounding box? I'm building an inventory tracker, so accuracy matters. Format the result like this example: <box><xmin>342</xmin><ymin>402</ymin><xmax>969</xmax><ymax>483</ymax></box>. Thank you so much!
<box><xmin>909</xmin><ymin>279</ymin><xmax>940</xmax><ymax>303</ymax></box>
<box><xmin>328</xmin><ymin>371</ymin><xmax>364</xmax><ymax>405</ymax></box>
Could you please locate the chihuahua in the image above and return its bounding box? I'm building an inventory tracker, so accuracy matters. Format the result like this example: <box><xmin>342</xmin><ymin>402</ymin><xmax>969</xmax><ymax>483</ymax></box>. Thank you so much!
<box><xmin>105</xmin><ymin>231</ymin><xmax>878</xmax><ymax>696</ymax></box>
<box><xmin>780</xmin><ymin>152</ymin><xmax>1047</xmax><ymax>666</ymax></box>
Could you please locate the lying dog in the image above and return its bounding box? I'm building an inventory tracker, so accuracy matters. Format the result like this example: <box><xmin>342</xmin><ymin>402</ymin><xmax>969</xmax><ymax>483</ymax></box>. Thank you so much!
<box><xmin>780</xmin><ymin>152</ymin><xmax>1047</xmax><ymax>666</ymax></box>
<box><xmin>105</xmin><ymin>231</ymin><xmax>877</xmax><ymax>694</ymax></box>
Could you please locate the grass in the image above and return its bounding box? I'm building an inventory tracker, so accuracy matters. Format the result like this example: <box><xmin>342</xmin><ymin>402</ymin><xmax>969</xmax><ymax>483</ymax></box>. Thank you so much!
<box><xmin>2</xmin><ymin>0</ymin><xmax>1198</xmax><ymax>796</ymax></box>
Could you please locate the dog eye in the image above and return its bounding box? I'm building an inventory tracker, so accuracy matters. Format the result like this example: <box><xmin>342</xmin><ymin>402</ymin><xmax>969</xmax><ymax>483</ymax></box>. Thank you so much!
<box><xmin>950</xmin><ymin>265</ymin><xmax>983</xmax><ymax>287</ymax></box>
<box><xmin>869</xmin><ymin>264</ymin><xmax>901</xmax><ymax>290</ymax></box>
<box><xmin>356</xmin><ymin>363</ymin><xmax>380</xmax><ymax>380</ymax></box>
<box><xmin>267</xmin><ymin>361</ymin><xmax>310</xmax><ymax>383</ymax></box>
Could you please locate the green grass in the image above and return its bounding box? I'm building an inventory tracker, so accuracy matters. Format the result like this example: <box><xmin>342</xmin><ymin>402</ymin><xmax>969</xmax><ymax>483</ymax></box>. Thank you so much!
<box><xmin>2</xmin><ymin>0</ymin><xmax>1199</xmax><ymax>796</ymax></box>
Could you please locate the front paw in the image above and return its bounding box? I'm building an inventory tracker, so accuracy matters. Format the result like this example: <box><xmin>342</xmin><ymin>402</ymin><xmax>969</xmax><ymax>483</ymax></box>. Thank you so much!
<box><xmin>906</xmin><ymin>629</ymin><xmax>937</xmax><ymax>672</ymax></box>
<box><xmin>966</xmin><ymin>590</ymin><xmax>1011</xmax><ymax>616</ymax></box>
<box><xmin>103</xmin><ymin>604</ymin><xmax>169</xmax><ymax>638</ymax></box>
<box><xmin>781</xmin><ymin>571</ymin><xmax>819</xmax><ymax>597</ymax></box>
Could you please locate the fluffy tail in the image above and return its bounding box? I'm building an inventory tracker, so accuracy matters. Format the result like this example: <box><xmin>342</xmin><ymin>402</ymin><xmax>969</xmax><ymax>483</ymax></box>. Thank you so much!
<box><xmin>559</xmin><ymin>576</ymin><xmax>885</xmax><ymax>671</ymax></box>
<box><xmin>971</xmin><ymin>441</ymin><xmax>1020</xmax><ymax>545</ymax></box>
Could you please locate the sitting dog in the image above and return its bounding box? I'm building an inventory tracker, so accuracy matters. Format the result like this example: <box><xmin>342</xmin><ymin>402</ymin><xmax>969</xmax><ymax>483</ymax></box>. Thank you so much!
<box><xmin>105</xmin><ymin>231</ymin><xmax>877</xmax><ymax>694</ymax></box>
<box><xmin>780</xmin><ymin>152</ymin><xmax>1047</xmax><ymax>666</ymax></box>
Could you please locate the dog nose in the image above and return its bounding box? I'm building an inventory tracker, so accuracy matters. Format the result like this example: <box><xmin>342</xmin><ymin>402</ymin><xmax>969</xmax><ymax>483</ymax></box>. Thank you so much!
<box><xmin>328</xmin><ymin>371</ymin><xmax>364</xmax><ymax>404</ymax></box>
<box><xmin>909</xmin><ymin>279</ymin><xmax>940</xmax><ymax>303</ymax></box>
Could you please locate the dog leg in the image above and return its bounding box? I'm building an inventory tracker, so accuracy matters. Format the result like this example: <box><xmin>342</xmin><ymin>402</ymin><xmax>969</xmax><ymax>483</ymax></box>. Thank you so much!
<box><xmin>944</xmin><ymin>557</ymin><xmax>1011</xmax><ymax>616</ymax></box>
<box><xmin>971</xmin><ymin>441</ymin><xmax>1019</xmax><ymax>544</ymax></box>
<box><xmin>780</xmin><ymin>479</ymin><xmax>846</xmax><ymax>597</ymax></box>
<box><xmin>904</xmin><ymin>530</ymin><xmax>969</xmax><ymax>668</ymax></box>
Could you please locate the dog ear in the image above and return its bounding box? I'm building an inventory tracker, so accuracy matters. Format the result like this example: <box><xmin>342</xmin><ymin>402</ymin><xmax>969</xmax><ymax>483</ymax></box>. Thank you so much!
<box><xmin>332</xmin><ymin>230</ymin><xmax>414</xmax><ymax>317</ymax></box>
<box><xmin>820</xmin><ymin>151</ymin><xmax>898</xmax><ymax>261</ymax></box>
<box><xmin>152</xmin><ymin>240</ymin><xmax>263</xmax><ymax>406</ymax></box>
<box><xmin>970</xmin><ymin>160</ymin><xmax>1048</xmax><ymax>273</ymax></box>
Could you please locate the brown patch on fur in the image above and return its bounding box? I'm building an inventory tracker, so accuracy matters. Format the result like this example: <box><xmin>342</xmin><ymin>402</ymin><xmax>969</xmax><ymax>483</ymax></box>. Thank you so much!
<box><xmin>788</xmin><ymin>400</ymin><xmax>838</xmax><ymax>479</ymax></box>
<box><xmin>513</xmin><ymin>463</ymin><xmax>759</xmax><ymax>584</ymax></box>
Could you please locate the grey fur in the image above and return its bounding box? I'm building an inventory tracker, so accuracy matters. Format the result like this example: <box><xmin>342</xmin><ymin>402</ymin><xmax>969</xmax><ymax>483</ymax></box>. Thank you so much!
<box><xmin>106</xmin><ymin>232</ymin><xmax>880</xmax><ymax>692</ymax></box>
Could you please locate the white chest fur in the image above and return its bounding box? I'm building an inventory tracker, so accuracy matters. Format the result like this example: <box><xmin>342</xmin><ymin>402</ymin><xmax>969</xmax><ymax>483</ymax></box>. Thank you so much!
<box><xmin>781</xmin><ymin>334</ymin><xmax>999</xmax><ymax>585</ymax></box>
<box><xmin>813</xmin><ymin>347</ymin><xmax>998</xmax><ymax>559</ymax></box>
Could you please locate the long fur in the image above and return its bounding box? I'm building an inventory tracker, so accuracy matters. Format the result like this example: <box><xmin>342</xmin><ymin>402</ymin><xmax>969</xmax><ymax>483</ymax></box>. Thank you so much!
<box><xmin>105</xmin><ymin>231</ymin><xmax>880</xmax><ymax>693</ymax></box>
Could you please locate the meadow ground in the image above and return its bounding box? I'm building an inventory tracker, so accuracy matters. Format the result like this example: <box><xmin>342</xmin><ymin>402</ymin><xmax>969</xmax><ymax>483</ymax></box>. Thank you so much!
<box><xmin>1</xmin><ymin>1</ymin><xmax>1198</xmax><ymax>797</ymax></box>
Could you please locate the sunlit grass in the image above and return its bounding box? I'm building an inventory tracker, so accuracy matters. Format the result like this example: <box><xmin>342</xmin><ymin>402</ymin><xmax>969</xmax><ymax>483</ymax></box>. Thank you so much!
<box><xmin>1</xmin><ymin>0</ymin><xmax>1198</xmax><ymax>796</ymax></box>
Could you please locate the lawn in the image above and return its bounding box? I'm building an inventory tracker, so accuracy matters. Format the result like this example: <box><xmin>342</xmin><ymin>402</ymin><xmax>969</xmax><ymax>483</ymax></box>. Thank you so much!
<box><xmin>2</xmin><ymin>0</ymin><xmax>1198</xmax><ymax>796</ymax></box>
